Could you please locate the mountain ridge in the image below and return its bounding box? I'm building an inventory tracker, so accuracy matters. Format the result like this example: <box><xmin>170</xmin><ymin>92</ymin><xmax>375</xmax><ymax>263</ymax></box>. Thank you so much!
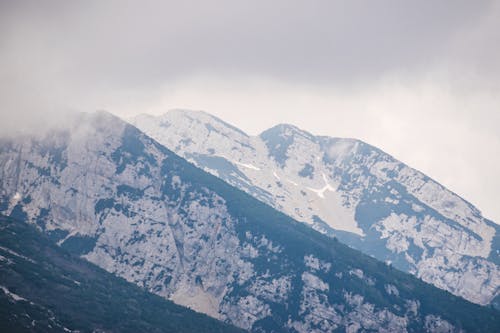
<box><xmin>131</xmin><ymin>109</ymin><xmax>499</xmax><ymax>306</ymax></box>
<box><xmin>1</xmin><ymin>110</ymin><xmax>499</xmax><ymax>332</ymax></box>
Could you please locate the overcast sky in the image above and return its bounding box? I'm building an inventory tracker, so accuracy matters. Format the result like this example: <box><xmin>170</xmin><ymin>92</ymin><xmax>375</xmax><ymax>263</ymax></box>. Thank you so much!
<box><xmin>1</xmin><ymin>0</ymin><xmax>499</xmax><ymax>223</ymax></box>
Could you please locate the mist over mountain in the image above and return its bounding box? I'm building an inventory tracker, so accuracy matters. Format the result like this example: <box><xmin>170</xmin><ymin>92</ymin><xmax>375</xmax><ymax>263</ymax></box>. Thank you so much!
<box><xmin>1</xmin><ymin>111</ymin><xmax>498</xmax><ymax>332</ymax></box>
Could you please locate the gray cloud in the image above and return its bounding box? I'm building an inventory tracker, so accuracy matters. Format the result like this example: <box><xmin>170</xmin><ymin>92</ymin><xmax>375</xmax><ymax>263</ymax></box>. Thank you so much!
<box><xmin>1</xmin><ymin>1</ymin><xmax>496</xmax><ymax>88</ymax></box>
<box><xmin>1</xmin><ymin>0</ymin><xmax>499</xmax><ymax>222</ymax></box>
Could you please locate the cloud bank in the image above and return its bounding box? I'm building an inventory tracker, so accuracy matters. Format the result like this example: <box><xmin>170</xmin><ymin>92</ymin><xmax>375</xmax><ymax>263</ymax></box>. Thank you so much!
<box><xmin>1</xmin><ymin>0</ymin><xmax>499</xmax><ymax>222</ymax></box>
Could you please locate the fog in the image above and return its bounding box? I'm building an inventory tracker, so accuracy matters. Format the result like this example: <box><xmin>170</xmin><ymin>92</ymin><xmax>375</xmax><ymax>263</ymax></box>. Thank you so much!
<box><xmin>1</xmin><ymin>0</ymin><xmax>499</xmax><ymax>222</ymax></box>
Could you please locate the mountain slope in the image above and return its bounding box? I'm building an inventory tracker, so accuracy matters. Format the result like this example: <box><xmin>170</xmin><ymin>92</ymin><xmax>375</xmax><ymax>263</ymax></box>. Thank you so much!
<box><xmin>0</xmin><ymin>214</ymin><xmax>244</xmax><ymax>333</ymax></box>
<box><xmin>131</xmin><ymin>110</ymin><xmax>499</xmax><ymax>306</ymax></box>
<box><xmin>1</xmin><ymin>111</ymin><xmax>499</xmax><ymax>332</ymax></box>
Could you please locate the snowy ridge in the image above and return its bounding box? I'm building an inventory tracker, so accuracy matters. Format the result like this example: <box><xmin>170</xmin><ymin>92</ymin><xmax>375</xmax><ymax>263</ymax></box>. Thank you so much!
<box><xmin>131</xmin><ymin>109</ymin><xmax>499</xmax><ymax>306</ymax></box>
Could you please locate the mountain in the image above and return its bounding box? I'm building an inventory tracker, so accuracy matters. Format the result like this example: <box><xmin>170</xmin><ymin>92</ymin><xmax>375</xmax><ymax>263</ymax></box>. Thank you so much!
<box><xmin>1</xmin><ymin>111</ymin><xmax>499</xmax><ymax>332</ymax></box>
<box><xmin>0</xmin><ymin>214</ymin><xmax>244</xmax><ymax>333</ymax></box>
<box><xmin>131</xmin><ymin>109</ymin><xmax>500</xmax><ymax>307</ymax></box>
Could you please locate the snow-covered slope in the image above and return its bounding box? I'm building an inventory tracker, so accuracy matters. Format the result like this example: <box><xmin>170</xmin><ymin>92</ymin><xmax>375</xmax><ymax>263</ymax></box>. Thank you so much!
<box><xmin>1</xmin><ymin>111</ymin><xmax>498</xmax><ymax>332</ymax></box>
<box><xmin>131</xmin><ymin>109</ymin><xmax>500</xmax><ymax>306</ymax></box>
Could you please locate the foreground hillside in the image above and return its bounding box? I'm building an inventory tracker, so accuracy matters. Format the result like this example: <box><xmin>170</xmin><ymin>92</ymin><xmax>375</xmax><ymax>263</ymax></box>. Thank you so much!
<box><xmin>1</xmin><ymin>111</ymin><xmax>499</xmax><ymax>332</ymax></box>
<box><xmin>0</xmin><ymin>215</ymin><xmax>245</xmax><ymax>333</ymax></box>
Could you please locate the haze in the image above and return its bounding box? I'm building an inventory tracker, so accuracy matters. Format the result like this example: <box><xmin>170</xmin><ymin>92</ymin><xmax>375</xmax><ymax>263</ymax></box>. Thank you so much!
<box><xmin>1</xmin><ymin>0</ymin><xmax>499</xmax><ymax>223</ymax></box>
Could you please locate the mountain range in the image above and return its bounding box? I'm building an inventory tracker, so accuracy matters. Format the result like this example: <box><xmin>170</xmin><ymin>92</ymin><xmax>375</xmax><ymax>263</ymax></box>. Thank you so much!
<box><xmin>0</xmin><ymin>110</ymin><xmax>498</xmax><ymax>332</ymax></box>
<box><xmin>131</xmin><ymin>109</ymin><xmax>499</xmax><ymax>307</ymax></box>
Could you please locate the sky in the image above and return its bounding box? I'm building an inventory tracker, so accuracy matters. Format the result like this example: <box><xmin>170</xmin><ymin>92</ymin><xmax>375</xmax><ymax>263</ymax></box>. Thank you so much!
<box><xmin>1</xmin><ymin>0</ymin><xmax>499</xmax><ymax>223</ymax></box>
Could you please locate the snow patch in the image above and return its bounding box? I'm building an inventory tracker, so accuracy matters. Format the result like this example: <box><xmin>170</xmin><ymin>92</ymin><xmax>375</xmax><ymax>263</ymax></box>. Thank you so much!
<box><xmin>306</xmin><ymin>173</ymin><xmax>335</xmax><ymax>199</ymax></box>
<box><xmin>232</xmin><ymin>160</ymin><xmax>260</xmax><ymax>171</ymax></box>
<box><xmin>0</xmin><ymin>246</ymin><xmax>36</xmax><ymax>263</ymax></box>
<box><xmin>0</xmin><ymin>285</ymin><xmax>27</xmax><ymax>302</ymax></box>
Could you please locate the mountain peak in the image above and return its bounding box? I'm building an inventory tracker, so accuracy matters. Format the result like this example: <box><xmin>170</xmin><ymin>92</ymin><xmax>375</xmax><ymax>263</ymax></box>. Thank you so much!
<box><xmin>164</xmin><ymin>108</ymin><xmax>213</xmax><ymax>119</ymax></box>
<box><xmin>3</xmin><ymin>110</ymin><xmax>500</xmax><ymax>331</ymax></box>
<box><xmin>132</xmin><ymin>109</ymin><xmax>250</xmax><ymax>138</ymax></box>
<box><xmin>260</xmin><ymin>123</ymin><xmax>315</xmax><ymax>141</ymax></box>
<box><xmin>259</xmin><ymin>123</ymin><xmax>317</xmax><ymax>167</ymax></box>
<box><xmin>132</xmin><ymin>111</ymin><xmax>500</xmax><ymax>307</ymax></box>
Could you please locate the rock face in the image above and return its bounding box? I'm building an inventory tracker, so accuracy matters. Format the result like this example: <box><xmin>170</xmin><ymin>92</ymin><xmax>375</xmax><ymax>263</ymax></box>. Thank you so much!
<box><xmin>1</xmin><ymin>111</ymin><xmax>499</xmax><ymax>333</ymax></box>
<box><xmin>131</xmin><ymin>109</ymin><xmax>499</xmax><ymax>306</ymax></box>
<box><xmin>0</xmin><ymin>215</ymin><xmax>245</xmax><ymax>333</ymax></box>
